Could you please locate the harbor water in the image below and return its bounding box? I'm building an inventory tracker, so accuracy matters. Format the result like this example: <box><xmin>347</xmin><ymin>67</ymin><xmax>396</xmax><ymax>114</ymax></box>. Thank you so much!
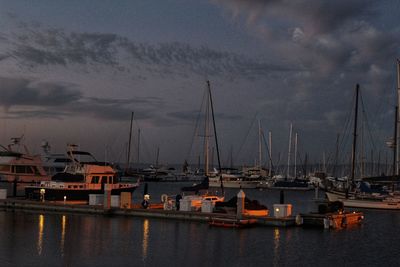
<box><xmin>1</xmin><ymin>182</ymin><xmax>399</xmax><ymax>267</ymax></box>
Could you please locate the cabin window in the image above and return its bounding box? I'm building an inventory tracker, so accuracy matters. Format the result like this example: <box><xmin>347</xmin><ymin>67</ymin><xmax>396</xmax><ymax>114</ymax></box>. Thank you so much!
<box><xmin>0</xmin><ymin>165</ymin><xmax>10</xmax><ymax>172</ymax></box>
<box><xmin>108</xmin><ymin>176</ymin><xmax>112</xmax><ymax>184</ymax></box>
<box><xmin>15</xmin><ymin>165</ymin><xmax>27</xmax><ymax>174</ymax></box>
<box><xmin>101</xmin><ymin>176</ymin><xmax>107</xmax><ymax>184</ymax></box>
<box><xmin>92</xmin><ymin>176</ymin><xmax>99</xmax><ymax>184</ymax></box>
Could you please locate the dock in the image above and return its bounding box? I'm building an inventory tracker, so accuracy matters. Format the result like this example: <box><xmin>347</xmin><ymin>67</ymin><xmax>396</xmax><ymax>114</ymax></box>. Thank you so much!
<box><xmin>0</xmin><ymin>198</ymin><xmax>296</xmax><ymax>227</ymax></box>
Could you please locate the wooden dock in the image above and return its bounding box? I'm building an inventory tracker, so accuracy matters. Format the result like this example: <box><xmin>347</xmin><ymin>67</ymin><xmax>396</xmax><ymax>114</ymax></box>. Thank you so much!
<box><xmin>0</xmin><ymin>198</ymin><xmax>295</xmax><ymax>227</ymax></box>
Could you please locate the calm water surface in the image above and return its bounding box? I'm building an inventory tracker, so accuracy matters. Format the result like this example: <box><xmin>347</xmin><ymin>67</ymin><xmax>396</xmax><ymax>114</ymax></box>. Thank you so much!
<box><xmin>0</xmin><ymin>182</ymin><xmax>399</xmax><ymax>267</ymax></box>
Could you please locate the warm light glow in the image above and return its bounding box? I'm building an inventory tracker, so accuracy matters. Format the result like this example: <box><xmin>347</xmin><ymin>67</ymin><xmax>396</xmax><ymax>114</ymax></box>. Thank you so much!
<box><xmin>275</xmin><ymin>208</ymin><xmax>280</xmax><ymax>212</ymax></box>
<box><xmin>273</xmin><ymin>228</ymin><xmax>280</xmax><ymax>266</ymax></box>
<box><xmin>60</xmin><ymin>215</ymin><xmax>66</xmax><ymax>256</ymax></box>
<box><xmin>142</xmin><ymin>219</ymin><xmax>150</xmax><ymax>261</ymax></box>
<box><xmin>37</xmin><ymin>214</ymin><xmax>44</xmax><ymax>255</ymax></box>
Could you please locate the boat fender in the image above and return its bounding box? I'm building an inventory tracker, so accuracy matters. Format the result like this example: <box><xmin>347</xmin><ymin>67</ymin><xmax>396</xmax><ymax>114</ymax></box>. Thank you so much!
<box><xmin>161</xmin><ymin>194</ymin><xmax>168</xmax><ymax>203</ymax></box>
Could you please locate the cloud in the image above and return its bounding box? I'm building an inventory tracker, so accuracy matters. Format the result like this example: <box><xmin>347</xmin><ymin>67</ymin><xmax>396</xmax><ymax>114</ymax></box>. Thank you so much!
<box><xmin>3</xmin><ymin>23</ymin><xmax>298</xmax><ymax>80</ymax></box>
<box><xmin>0</xmin><ymin>76</ymin><xmax>164</xmax><ymax>122</ymax></box>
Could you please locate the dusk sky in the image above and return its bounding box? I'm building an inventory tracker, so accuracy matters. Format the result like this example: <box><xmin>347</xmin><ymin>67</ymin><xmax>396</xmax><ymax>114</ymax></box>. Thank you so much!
<box><xmin>0</xmin><ymin>1</ymin><xmax>399</xmax><ymax>168</ymax></box>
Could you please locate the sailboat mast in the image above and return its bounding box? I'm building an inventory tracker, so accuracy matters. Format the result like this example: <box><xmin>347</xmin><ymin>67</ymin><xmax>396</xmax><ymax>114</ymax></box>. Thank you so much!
<box><xmin>269</xmin><ymin>131</ymin><xmax>272</xmax><ymax>177</ymax></box>
<box><xmin>287</xmin><ymin>123</ymin><xmax>293</xmax><ymax>179</ymax></box>
<box><xmin>350</xmin><ymin>84</ymin><xmax>360</xmax><ymax>187</ymax></box>
<box><xmin>393</xmin><ymin>106</ymin><xmax>398</xmax><ymax>179</ymax></box>
<box><xmin>204</xmin><ymin>88</ymin><xmax>210</xmax><ymax>175</ymax></box>
<box><xmin>258</xmin><ymin>119</ymin><xmax>262</xmax><ymax>169</ymax></box>
<box><xmin>294</xmin><ymin>132</ymin><xmax>298</xmax><ymax>178</ymax></box>
<box><xmin>126</xmin><ymin>112</ymin><xmax>134</xmax><ymax>170</ymax></box>
<box><xmin>396</xmin><ymin>59</ymin><xmax>400</xmax><ymax>175</ymax></box>
<box><xmin>207</xmin><ymin>81</ymin><xmax>223</xmax><ymax>193</ymax></box>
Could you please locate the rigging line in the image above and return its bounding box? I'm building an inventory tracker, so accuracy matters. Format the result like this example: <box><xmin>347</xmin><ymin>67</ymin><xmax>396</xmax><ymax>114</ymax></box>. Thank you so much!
<box><xmin>234</xmin><ymin>111</ymin><xmax>258</xmax><ymax>164</ymax></box>
<box><xmin>260</xmin><ymin>128</ymin><xmax>273</xmax><ymax>170</ymax></box>
<box><xmin>185</xmin><ymin>87</ymin><xmax>207</xmax><ymax>163</ymax></box>
<box><xmin>359</xmin><ymin>91</ymin><xmax>378</xmax><ymax>154</ymax></box>
<box><xmin>336</xmin><ymin>88</ymin><xmax>358</xmax><ymax>165</ymax></box>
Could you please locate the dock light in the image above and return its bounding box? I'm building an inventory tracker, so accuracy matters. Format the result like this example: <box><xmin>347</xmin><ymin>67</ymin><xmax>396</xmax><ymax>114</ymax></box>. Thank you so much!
<box><xmin>275</xmin><ymin>208</ymin><xmax>280</xmax><ymax>212</ymax></box>
<box><xmin>64</xmin><ymin>196</ymin><xmax>67</xmax><ymax>204</ymax></box>
<box><xmin>144</xmin><ymin>194</ymin><xmax>150</xmax><ymax>200</ymax></box>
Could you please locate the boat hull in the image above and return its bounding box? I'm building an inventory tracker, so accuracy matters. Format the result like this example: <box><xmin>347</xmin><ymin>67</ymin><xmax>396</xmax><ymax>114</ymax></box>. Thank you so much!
<box><xmin>25</xmin><ymin>186</ymin><xmax>138</xmax><ymax>201</ymax></box>
<box><xmin>209</xmin><ymin>180</ymin><xmax>259</xmax><ymax>189</ymax></box>
<box><xmin>326</xmin><ymin>191</ymin><xmax>400</xmax><ymax>210</ymax></box>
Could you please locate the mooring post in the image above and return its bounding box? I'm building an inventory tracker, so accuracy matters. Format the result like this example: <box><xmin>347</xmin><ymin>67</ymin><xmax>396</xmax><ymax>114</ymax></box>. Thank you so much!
<box><xmin>237</xmin><ymin>189</ymin><xmax>245</xmax><ymax>219</ymax></box>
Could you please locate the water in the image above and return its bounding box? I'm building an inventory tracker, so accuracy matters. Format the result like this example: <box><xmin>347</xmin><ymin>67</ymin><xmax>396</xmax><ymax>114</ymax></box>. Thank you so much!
<box><xmin>1</xmin><ymin>182</ymin><xmax>400</xmax><ymax>267</ymax></box>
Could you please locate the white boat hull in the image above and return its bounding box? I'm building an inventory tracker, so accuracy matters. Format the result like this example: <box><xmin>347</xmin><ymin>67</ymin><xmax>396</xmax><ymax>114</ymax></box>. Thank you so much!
<box><xmin>326</xmin><ymin>191</ymin><xmax>400</xmax><ymax>210</ymax></box>
<box><xmin>209</xmin><ymin>180</ymin><xmax>259</xmax><ymax>189</ymax></box>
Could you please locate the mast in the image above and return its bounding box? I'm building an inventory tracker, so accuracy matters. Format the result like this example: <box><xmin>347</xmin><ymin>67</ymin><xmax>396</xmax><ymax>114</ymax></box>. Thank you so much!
<box><xmin>350</xmin><ymin>84</ymin><xmax>360</xmax><ymax>190</ymax></box>
<box><xmin>392</xmin><ymin>106</ymin><xmax>398</xmax><ymax>182</ymax></box>
<box><xmin>258</xmin><ymin>119</ymin><xmax>262</xmax><ymax>169</ymax></box>
<box><xmin>294</xmin><ymin>132</ymin><xmax>298</xmax><ymax>178</ymax></box>
<box><xmin>397</xmin><ymin>59</ymin><xmax>400</xmax><ymax>175</ymax></box>
<box><xmin>204</xmin><ymin>88</ymin><xmax>210</xmax><ymax>175</ymax></box>
<box><xmin>287</xmin><ymin>123</ymin><xmax>293</xmax><ymax>179</ymax></box>
<box><xmin>137</xmin><ymin>128</ymin><xmax>141</xmax><ymax>165</ymax></box>
<box><xmin>207</xmin><ymin>81</ymin><xmax>223</xmax><ymax>194</ymax></box>
<box><xmin>126</xmin><ymin>112</ymin><xmax>134</xmax><ymax>171</ymax></box>
<box><xmin>269</xmin><ymin>131</ymin><xmax>272</xmax><ymax>177</ymax></box>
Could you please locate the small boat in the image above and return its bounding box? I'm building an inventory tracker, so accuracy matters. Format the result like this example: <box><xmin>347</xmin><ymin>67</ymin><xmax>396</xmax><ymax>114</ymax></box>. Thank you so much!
<box><xmin>0</xmin><ymin>137</ymin><xmax>50</xmax><ymax>184</ymax></box>
<box><xmin>209</xmin><ymin>169</ymin><xmax>259</xmax><ymax>189</ymax></box>
<box><xmin>25</xmin><ymin>146</ymin><xmax>139</xmax><ymax>201</ymax></box>
<box><xmin>209</xmin><ymin>217</ymin><xmax>258</xmax><ymax>228</ymax></box>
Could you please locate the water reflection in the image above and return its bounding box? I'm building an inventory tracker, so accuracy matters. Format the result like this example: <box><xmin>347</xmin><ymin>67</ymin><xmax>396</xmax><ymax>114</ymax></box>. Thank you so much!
<box><xmin>60</xmin><ymin>215</ymin><xmax>66</xmax><ymax>257</ymax></box>
<box><xmin>37</xmin><ymin>214</ymin><xmax>44</xmax><ymax>256</ymax></box>
<box><xmin>142</xmin><ymin>219</ymin><xmax>149</xmax><ymax>262</ymax></box>
<box><xmin>273</xmin><ymin>228</ymin><xmax>280</xmax><ymax>267</ymax></box>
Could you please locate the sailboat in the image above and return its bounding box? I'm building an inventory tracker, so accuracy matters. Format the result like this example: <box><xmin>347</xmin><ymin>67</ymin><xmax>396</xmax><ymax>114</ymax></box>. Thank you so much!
<box><xmin>326</xmin><ymin>67</ymin><xmax>400</xmax><ymax>209</ymax></box>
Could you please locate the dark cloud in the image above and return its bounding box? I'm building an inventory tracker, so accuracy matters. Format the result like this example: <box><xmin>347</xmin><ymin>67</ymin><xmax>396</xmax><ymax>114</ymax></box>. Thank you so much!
<box><xmin>0</xmin><ymin>76</ymin><xmax>163</xmax><ymax>122</ymax></box>
<box><xmin>0</xmin><ymin>77</ymin><xmax>81</xmax><ymax>107</ymax></box>
<box><xmin>6</xmin><ymin>25</ymin><xmax>297</xmax><ymax>80</ymax></box>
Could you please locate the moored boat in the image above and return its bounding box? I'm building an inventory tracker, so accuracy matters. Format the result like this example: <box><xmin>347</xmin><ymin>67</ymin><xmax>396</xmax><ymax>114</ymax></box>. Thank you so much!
<box><xmin>25</xmin><ymin>146</ymin><xmax>139</xmax><ymax>201</ymax></box>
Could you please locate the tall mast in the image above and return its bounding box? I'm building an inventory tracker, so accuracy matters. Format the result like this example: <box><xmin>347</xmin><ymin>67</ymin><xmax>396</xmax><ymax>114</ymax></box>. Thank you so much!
<box><xmin>126</xmin><ymin>112</ymin><xmax>134</xmax><ymax>171</ymax></box>
<box><xmin>207</xmin><ymin>81</ymin><xmax>223</xmax><ymax>193</ymax></box>
<box><xmin>204</xmin><ymin>88</ymin><xmax>210</xmax><ymax>175</ymax></box>
<box><xmin>393</xmin><ymin>106</ymin><xmax>398</xmax><ymax>180</ymax></box>
<box><xmin>294</xmin><ymin>132</ymin><xmax>298</xmax><ymax>178</ymax></box>
<box><xmin>287</xmin><ymin>123</ymin><xmax>293</xmax><ymax>179</ymax></box>
<box><xmin>137</xmin><ymin>128</ymin><xmax>141</xmax><ymax>165</ymax></box>
<box><xmin>269</xmin><ymin>131</ymin><xmax>272</xmax><ymax>177</ymax></box>
<box><xmin>396</xmin><ymin>59</ymin><xmax>400</xmax><ymax>175</ymax></box>
<box><xmin>258</xmin><ymin>119</ymin><xmax>262</xmax><ymax>169</ymax></box>
<box><xmin>350</xmin><ymin>84</ymin><xmax>360</xmax><ymax>188</ymax></box>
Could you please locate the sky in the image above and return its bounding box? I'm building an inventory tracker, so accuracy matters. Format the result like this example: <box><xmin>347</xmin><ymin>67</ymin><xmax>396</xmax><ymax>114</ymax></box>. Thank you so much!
<box><xmin>0</xmin><ymin>0</ymin><xmax>399</xmax><ymax>169</ymax></box>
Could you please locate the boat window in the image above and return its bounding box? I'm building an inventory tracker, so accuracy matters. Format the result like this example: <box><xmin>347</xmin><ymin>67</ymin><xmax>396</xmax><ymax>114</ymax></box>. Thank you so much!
<box><xmin>108</xmin><ymin>176</ymin><xmax>112</xmax><ymax>184</ymax></box>
<box><xmin>15</xmin><ymin>165</ymin><xmax>27</xmax><ymax>174</ymax></box>
<box><xmin>112</xmin><ymin>176</ymin><xmax>117</xmax><ymax>184</ymax></box>
<box><xmin>92</xmin><ymin>176</ymin><xmax>99</xmax><ymax>184</ymax></box>
<box><xmin>0</xmin><ymin>165</ymin><xmax>10</xmax><ymax>172</ymax></box>
<box><xmin>101</xmin><ymin>176</ymin><xmax>107</xmax><ymax>184</ymax></box>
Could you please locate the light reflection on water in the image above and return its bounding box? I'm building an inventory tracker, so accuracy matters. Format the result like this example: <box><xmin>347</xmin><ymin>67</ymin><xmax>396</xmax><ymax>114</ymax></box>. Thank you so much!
<box><xmin>273</xmin><ymin>228</ymin><xmax>280</xmax><ymax>267</ymax></box>
<box><xmin>37</xmin><ymin>214</ymin><xmax>44</xmax><ymax>256</ymax></box>
<box><xmin>60</xmin><ymin>215</ymin><xmax>66</xmax><ymax>257</ymax></box>
<box><xmin>142</xmin><ymin>219</ymin><xmax>149</xmax><ymax>262</ymax></box>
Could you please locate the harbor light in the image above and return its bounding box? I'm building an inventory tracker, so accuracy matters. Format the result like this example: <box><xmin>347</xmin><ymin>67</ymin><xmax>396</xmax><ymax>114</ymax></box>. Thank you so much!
<box><xmin>64</xmin><ymin>196</ymin><xmax>67</xmax><ymax>204</ymax></box>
